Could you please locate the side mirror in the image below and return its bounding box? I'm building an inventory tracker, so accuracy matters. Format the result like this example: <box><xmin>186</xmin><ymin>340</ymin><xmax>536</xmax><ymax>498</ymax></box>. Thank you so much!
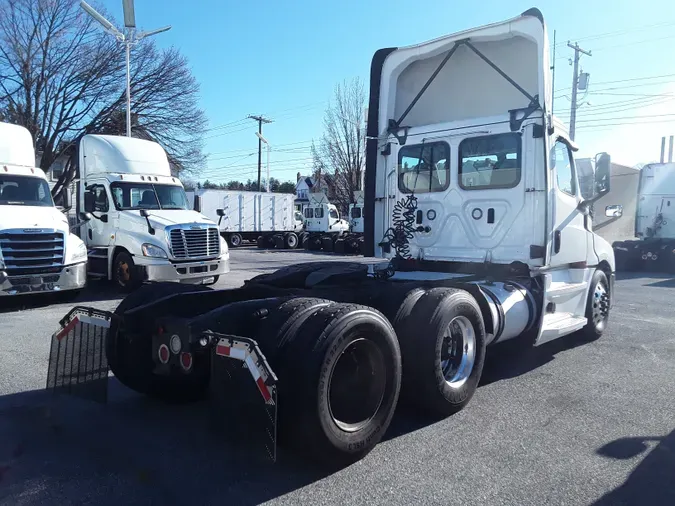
<box><xmin>62</xmin><ymin>187</ymin><xmax>71</xmax><ymax>209</ymax></box>
<box><xmin>194</xmin><ymin>195</ymin><xmax>202</xmax><ymax>213</ymax></box>
<box><xmin>605</xmin><ymin>204</ymin><xmax>623</xmax><ymax>218</ymax></box>
<box><xmin>100</xmin><ymin>214</ymin><xmax>108</xmax><ymax>223</ymax></box>
<box><xmin>139</xmin><ymin>209</ymin><xmax>155</xmax><ymax>235</ymax></box>
<box><xmin>140</xmin><ymin>209</ymin><xmax>150</xmax><ymax>218</ymax></box>
<box><xmin>79</xmin><ymin>212</ymin><xmax>92</xmax><ymax>222</ymax></box>
<box><xmin>83</xmin><ymin>190</ymin><xmax>95</xmax><ymax>213</ymax></box>
<box><xmin>216</xmin><ymin>208</ymin><xmax>225</xmax><ymax>227</ymax></box>
<box><xmin>594</xmin><ymin>152</ymin><xmax>611</xmax><ymax>196</ymax></box>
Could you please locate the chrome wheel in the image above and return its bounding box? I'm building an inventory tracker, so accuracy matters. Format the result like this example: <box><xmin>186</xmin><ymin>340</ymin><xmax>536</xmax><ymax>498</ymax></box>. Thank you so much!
<box><xmin>440</xmin><ymin>316</ymin><xmax>476</xmax><ymax>389</ymax></box>
<box><xmin>592</xmin><ymin>281</ymin><xmax>610</xmax><ymax>331</ymax></box>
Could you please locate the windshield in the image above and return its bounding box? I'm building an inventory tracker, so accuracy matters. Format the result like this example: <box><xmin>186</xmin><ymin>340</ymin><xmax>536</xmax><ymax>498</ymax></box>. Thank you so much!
<box><xmin>110</xmin><ymin>182</ymin><xmax>190</xmax><ymax>210</ymax></box>
<box><xmin>0</xmin><ymin>174</ymin><xmax>54</xmax><ymax>207</ymax></box>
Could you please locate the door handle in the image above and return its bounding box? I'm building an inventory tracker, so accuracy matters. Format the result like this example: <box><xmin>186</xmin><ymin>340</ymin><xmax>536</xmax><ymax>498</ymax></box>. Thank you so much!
<box><xmin>554</xmin><ymin>230</ymin><xmax>561</xmax><ymax>254</ymax></box>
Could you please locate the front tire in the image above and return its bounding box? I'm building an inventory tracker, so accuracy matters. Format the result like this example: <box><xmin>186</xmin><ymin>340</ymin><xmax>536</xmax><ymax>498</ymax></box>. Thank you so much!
<box><xmin>228</xmin><ymin>233</ymin><xmax>243</xmax><ymax>248</ymax></box>
<box><xmin>578</xmin><ymin>269</ymin><xmax>610</xmax><ymax>341</ymax></box>
<box><xmin>285</xmin><ymin>232</ymin><xmax>299</xmax><ymax>249</ymax></box>
<box><xmin>112</xmin><ymin>251</ymin><xmax>142</xmax><ymax>292</ymax></box>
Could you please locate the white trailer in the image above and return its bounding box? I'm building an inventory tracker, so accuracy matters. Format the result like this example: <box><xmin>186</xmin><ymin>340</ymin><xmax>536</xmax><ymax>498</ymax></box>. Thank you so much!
<box><xmin>610</xmin><ymin>162</ymin><xmax>675</xmax><ymax>272</ymax></box>
<box><xmin>189</xmin><ymin>189</ymin><xmax>304</xmax><ymax>249</ymax></box>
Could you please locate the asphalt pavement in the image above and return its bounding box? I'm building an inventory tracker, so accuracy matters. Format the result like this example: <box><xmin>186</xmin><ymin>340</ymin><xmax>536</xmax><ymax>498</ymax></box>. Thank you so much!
<box><xmin>0</xmin><ymin>248</ymin><xmax>673</xmax><ymax>506</ymax></box>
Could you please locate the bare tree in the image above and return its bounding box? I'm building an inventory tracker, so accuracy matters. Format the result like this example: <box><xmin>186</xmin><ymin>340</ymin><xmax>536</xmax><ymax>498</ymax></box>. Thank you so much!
<box><xmin>0</xmin><ymin>0</ymin><xmax>205</xmax><ymax>176</ymax></box>
<box><xmin>311</xmin><ymin>78</ymin><xmax>366</xmax><ymax>212</ymax></box>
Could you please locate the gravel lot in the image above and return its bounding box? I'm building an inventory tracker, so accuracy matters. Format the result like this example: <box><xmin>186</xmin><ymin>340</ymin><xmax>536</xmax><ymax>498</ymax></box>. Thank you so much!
<box><xmin>0</xmin><ymin>248</ymin><xmax>673</xmax><ymax>506</ymax></box>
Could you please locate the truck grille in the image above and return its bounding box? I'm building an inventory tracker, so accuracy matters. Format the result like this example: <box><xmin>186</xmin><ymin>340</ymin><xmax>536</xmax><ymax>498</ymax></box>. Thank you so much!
<box><xmin>0</xmin><ymin>231</ymin><xmax>65</xmax><ymax>276</ymax></box>
<box><xmin>169</xmin><ymin>227</ymin><xmax>220</xmax><ymax>259</ymax></box>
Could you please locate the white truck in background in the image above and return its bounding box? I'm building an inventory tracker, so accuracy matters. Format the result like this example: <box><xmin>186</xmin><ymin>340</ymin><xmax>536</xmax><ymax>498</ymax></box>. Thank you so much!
<box><xmin>611</xmin><ymin>162</ymin><xmax>675</xmax><ymax>272</ymax></box>
<box><xmin>334</xmin><ymin>190</ymin><xmax>365</xmax><ymax>254</ymax></box>
<box><xmin>0</xmin><ymin>122</ymin><xmax>87</xmax><ymax>297</ymax></box>
<box><xmin>67</xmin><ymin>135</ymin><xmax>230</xmax><ymax>291</ymax></box>
<box><xmin>302</xmin><ymin>193</ymin><xmax>350</xmax><ymax>251</ymax></box>
<box><xmin>188</xmin><ymin>189</ymin><xmax>304</xmax><ymax>249</ymax></box>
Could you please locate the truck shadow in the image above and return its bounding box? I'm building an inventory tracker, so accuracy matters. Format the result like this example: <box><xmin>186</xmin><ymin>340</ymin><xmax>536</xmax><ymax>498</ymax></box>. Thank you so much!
<box><xmin>0</xmin><ymin>383</ymin><xmax>332</xmax><ymax>506</ymax></box>
<box><xmin>591</xmin><ymin>430</ymin><xmax>675</xmax><ymax>505</ymax></box>
<box><xmin>0</xmin><ymin>280</ymin><xmax>122</xmax><ymax>314</ymax></box>
<box><xmin>479</xmin><ymin>333</ymin><xmax>591</xmax><ymax>387</ymax></box>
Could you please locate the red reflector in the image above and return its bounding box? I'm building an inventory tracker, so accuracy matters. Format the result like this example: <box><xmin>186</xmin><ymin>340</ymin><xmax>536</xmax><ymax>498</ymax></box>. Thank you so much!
<box><xmin>158</xmin><ymin>344</ymin><xmax>170</xmax><ymax>364</ymax></box>
<box><xmin>157</xmin><ymin>326</ymin><xmax>164</xmax><ymax>335</ymax></box>
<box><xmin>180</xmin><ymin>352</ymin><xmax>193</xmax><ymax>371</ymax></box>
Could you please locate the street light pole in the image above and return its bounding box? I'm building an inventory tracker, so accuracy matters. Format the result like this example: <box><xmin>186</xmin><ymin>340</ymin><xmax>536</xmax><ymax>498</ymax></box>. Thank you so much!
<box><xmin>256</xmin><ymin>132</ymin><xmax>271</xmax><ymax>192</ymax></box>
<box><xmin>80</xmin><ymin>1</ymin><xmax>171</xmax><ymax>137</ymax></box>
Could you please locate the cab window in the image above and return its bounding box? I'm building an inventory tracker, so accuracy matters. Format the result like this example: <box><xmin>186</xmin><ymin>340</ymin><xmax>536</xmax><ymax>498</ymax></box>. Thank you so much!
<box><xmin>551</xmin><ymin>139</ymin><xmax>576</xmax><ymax>196</ymax></box>
<box><xmin>315</xmin><ymin>207</ymin><xmax>324</xmax><ymax>218</ymax></box>
<box><xmin>398</xmin><ymin>142</ymin><xmax>450</xmax><ymax>193</ymax></box>
<box><xmin>88</xmin><ymin>185</ymin><xmax>109</xmax><ymax>212</ymax></box>
<box><xmin>458</xmin><ymin>133</ymin><xmax>521</xmax><ymax>190</ymax></box>
<box><xmin>304</xmin><ymin>207</ymin><xmax>314</xmax><ymax>219</ymax></box>
<box><xmin>351</xmin><ymin>207</ymin><xmax>362</xmax><ymax>219</ymax></box>
<box><xmin>329</xmin><ymin>209</ymin><xmax>338</xmax><ymax>219</ymax></box>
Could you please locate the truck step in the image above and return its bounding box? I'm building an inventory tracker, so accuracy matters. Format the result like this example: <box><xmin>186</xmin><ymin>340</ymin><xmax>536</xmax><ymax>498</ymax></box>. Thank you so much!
<box><xmin>537</xmin><ymin>312</ymin><xmax>587</xmax><ymax>345</ymax></box>
<box><xmin>546</xmin><ymin>281</ymin><xmax>588</xmax><ymax>303</ymax></box>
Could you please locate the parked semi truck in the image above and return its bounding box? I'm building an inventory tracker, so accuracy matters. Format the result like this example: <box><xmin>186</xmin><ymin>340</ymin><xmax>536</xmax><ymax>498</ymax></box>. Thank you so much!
<box><xmin>0</xmin><ymin>122</ymin><xmax>87</xmax><ymax>297</ymax></box>
<box><xmin>54</xmin><ymin>8</ymin><xmax>616</xmax><ymax>465</ymax></box>
<box><xmin>611</xmin><ymin>162</ymin><xmax>675</xmax><ymax>272</ymax></box>
<box><xmin>334</xmin><ymin>191</ymin><xmax>365</xmax><ymax>254</ymax></box>
<box><xmin>302</xmin><ymin>193</ymin><xmax>350</xmax><ymax>251</ymax></box>
<box><xmin>188</xmin><ymin>189</ymin><xmax>304</xmax><ymax>249</ymax></box>
<box><xmin>54</xmin><ymin>134</ymin><xmax>229</xmax><ymax>291</ymax></box>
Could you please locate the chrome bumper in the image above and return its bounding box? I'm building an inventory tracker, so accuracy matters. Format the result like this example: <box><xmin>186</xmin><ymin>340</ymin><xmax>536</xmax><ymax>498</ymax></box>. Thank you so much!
<box><xmin>0</xmin><ymin>261</ymin><xmax>87</xmax><ymax>296</ymax></box>
<box><xmin>137</xmin><ymin>254</ymin><xmax>230</xmax><ymax>284</ymax></box>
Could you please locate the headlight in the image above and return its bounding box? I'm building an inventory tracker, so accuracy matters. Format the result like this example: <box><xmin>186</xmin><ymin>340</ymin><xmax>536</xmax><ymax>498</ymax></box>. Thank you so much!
<box><xmin>142</xmin><ymin>243</ymin><xmax>168</xmax><ymax>258</ymax></box>
<box><xmin>70</xmin><ymin>242</ymin><xmax>87</xmax><ymax>262</ymax></box>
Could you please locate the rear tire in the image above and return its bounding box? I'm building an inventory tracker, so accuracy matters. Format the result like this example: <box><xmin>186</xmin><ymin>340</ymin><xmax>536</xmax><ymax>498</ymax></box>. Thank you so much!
<box><xmin>107</xmin><ymin>282</ymin><xmax>213</xmax><ymax>402</ymax></box>
<box><xmin>396</xmin><ymin>287</ymin><xmax>486</xmax><ymax>417</ymax></box>
<box><xmin>578</xmin><ymin>269</ymin><xmax>610</xmax><ymax>341</ymax></box>
<box><xmin>278</xmin><ymin>303</ymin><xmax>401</xmax><ymax>466</ymax></box>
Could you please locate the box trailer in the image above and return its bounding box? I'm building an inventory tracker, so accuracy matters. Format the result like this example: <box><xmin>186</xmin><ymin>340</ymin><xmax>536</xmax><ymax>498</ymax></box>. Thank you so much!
<box><xmin>189</xmin><ymin>189</ymin><xmax>304</xmax><ymax>249</ymax></box>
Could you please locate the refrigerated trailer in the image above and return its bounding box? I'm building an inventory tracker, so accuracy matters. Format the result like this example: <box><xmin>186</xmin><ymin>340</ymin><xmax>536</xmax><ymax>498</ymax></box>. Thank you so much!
<box><xmin>611</xmin><ymin>162</ymin><xmax>675</xmax><ymax>272</ymax></box>
<box><xmin>189</xmin><ymin>189</ymin><xmax>304</xmax><ymax>249</ymax></box>
<box><xmin>52</xmin><ymin>8</ymin><xmax>616</xmax><ymax>466</ymax></box>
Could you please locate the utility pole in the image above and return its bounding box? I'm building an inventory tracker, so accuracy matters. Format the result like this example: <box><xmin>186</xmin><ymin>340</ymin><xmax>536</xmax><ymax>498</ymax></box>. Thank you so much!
<box><xmin>248</xmin><ymin>115</ymin><xmax>273</xmax><ymax>191</ymax></box>
<box><xmin>568</xmin><ymin>41</ymin><xmax>591</xmax><ymax>141</ymax></box>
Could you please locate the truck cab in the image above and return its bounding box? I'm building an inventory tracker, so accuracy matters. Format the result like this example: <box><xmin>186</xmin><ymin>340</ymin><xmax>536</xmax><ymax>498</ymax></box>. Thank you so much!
<box><xmin>77</xmin><ymin>135</ymin><xmax>229</xmax><ymax>290</ymax></box>
<box><xmin>0</xmin><ymin>122</ymin><xmax>87</xmax><ymax>297</ymax></box>
<box><xmin>303</xmin><ymin>201</ymin><xmax>349</xmax><ymax>234</ymax></box>
<box><xmin>366</xmin><ymin>7</ymin><xmax>615</xmax><ymax>343</ymax></box>
<box><xmin>348</xmin><ymin>191</ymin><xmax>365</xmax><ymax>234</ymax></box>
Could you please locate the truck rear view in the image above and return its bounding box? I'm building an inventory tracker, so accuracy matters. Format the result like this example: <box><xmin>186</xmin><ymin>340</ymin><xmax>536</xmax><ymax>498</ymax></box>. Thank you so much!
<box><xmin>48</xmin><ymin>8</ymin><xmax>617</xmax><ymax>468</ymax></box>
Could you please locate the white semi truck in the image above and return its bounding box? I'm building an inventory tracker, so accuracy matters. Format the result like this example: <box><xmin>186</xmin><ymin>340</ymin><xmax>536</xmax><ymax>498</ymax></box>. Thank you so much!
<box><xmin>69</xmin><ymin>135</ymin><xmax>230</xmax><ymax>291</ymax></box>
<box><xmin>335</xmin><ymin>191</ymin><xmax>365</xmax><ymax>254</ymax></box>
<box><xmin>302</xmin><ymin>193</ymin><xmax>350</xmax><ymax>251</ymax></box>
<box><xmin>188</xmin><ymin>189</ymin><xmax>304</xmax><ymax>249</ymax></box>
<box><xmin>0</xmin><ymin>122</ymin><xmax>87</xmax><ymax>297</ymax></box>
<box><xmin>611</xmin><ymin>162</ymin><xmax>675</xmax><ymax>272</ymax></box>
<box><xmin>53</xmin><ymin>8</ymin><xmax>616</xmax><ymax>466</ymax></box>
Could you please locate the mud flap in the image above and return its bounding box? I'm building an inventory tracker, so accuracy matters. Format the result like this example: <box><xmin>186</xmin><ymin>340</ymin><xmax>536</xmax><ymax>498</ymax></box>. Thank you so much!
<box><xmin>207</xmin><ymin>331</ymin><xmax>278</xmax><ymax>462</ymax></box>
<box><xmin>46</xmin><ymin>307</ymin><xmax>114</xmax><ymax>403</ymax></box>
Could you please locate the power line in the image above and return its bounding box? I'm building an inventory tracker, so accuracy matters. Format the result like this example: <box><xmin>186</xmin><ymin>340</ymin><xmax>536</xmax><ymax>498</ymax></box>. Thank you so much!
<box><xmin>553</xmin><ymin>21</ymin><xmax>675</xmax><ymax>47</ymax></box>
<box><xmin>554</xmin><ymin>73</ymin><xmax>675</xmax><ymax>93</ymax></box>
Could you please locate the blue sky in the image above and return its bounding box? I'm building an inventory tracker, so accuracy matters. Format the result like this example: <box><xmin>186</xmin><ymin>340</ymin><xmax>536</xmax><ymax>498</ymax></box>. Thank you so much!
<box><xmin>97</xmin><ymin>0</ymin><xmax>675</xmax><ymax>181</ymax></box>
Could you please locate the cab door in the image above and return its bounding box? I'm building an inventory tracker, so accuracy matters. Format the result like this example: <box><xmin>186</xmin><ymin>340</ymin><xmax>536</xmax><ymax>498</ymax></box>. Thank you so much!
<box><xmin>548</xmin><ymin>138</ymin><xmax>588</xmax><ymax>267</ymax></box>
<box><xmin>83</xmin><ymin>183</ymin><xmax>112</xmax><ymax>248</ymax></box>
